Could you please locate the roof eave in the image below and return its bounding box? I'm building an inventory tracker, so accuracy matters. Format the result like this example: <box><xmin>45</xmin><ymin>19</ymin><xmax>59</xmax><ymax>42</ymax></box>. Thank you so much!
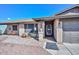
<box><xmin>55</xmin><ymin>5</ymin><xmax>79</xmax><ymax>16</ymax></box>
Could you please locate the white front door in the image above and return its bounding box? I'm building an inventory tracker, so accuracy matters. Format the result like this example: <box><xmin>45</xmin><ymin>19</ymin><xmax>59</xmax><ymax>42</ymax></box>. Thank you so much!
<box><xmin>46</xmin><ymin>24</ymin><xmax>52</xmax><ymax>36</ymax></box>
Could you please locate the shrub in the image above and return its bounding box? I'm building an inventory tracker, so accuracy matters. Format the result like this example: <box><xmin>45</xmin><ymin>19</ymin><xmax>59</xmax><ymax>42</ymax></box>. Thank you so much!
<box><xmin>21</xmin><ymin>33</ymin><xmax>27</xmax><ymax>38</ymax></box>
<box><xmin>0</xmin><ymin>30</ymin><xmax>2</xmax><ymax>35</ymax></box>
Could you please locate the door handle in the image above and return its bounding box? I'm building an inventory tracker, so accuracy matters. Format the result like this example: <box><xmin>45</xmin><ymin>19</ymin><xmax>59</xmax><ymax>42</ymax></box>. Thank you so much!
<box><xmin>48</xmin><ymin>29</ymin><xmax>51</xmax><ymax>30</ymax></box>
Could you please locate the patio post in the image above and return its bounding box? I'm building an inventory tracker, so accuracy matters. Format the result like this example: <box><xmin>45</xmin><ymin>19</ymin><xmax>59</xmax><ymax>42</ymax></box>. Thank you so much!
<box><xmin>18</xmin><ymin>24</ymin><xmax>25</xmax><ymax>36</ymax></box>
<box><xmin>38</xmin><ymin>22</ymin><xmax>45</xmax><ymax>42</ymax></box>
<box><xmin>55</xmin><ymin>19</ymin><xmax>63</xmax><ymax>44</ymax></box>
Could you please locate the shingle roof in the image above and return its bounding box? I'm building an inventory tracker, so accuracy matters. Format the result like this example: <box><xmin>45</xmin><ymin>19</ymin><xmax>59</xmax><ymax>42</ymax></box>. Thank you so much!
<box><xmin>55</xmin><ymin>4</ymin><xmax>79</xmax><ymax>15</ymax></box>
<box><xmin>0</xmin><ymin>19</ymin><xmax>38</xmax><ymax>25</ymax></box>
<box><xmin>54</xmin><ymin>14</ymin><xmax>79</xmax><ymax>19</ymax></box>
<box><xmin>34</xmin><ymin>5</ymin><xmax>79</xmax><ymax>20</ymax></box>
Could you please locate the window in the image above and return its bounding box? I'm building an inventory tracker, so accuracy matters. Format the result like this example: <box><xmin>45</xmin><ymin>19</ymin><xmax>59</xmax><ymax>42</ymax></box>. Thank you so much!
<box><xmin>24</xmin><ymin>24</ymin><xmax>27</xmax><ymax>29</ymax></box>
<box><xmin>24</xmin><ymin>24</ymin><xmax>38</xmax><ymax>33</ymax></box>
<box><xmin>27</xmin><ymin>24</ymin><xmax>34</xmax><ymax>33</ymax></box>
<box><xmin>13</xmin><ymin>25</ymin><xmax>17</xmax><ymax>31</ymax></box>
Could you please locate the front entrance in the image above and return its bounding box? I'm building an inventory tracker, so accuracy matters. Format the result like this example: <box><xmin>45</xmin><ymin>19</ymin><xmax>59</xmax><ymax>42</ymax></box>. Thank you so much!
<box><xmin>45</xmin><ymin>21</ymin><xmax>54</xmax><ymax>37</ymax></box>
<box><xmin>46</xmin><ymin>24</ymin><xmax>52</xmax><ymax>36</ymax></box>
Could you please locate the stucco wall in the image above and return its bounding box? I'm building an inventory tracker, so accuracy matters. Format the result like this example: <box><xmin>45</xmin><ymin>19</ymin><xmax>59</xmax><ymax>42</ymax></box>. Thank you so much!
<box><xmin>7</xmin><ymin>24</ymin><xmax>19</xmax><ymax>35</ymax></box>
<box><xmin>7</xmin><ymin>25</ymin><xmax>12</xmax><ymax>34</ymax></box>
<box><xmin>54</xmin><ymin>19</ymin><xmax>63</xmax><ymax>43</ymax></box>
<box><xmin>54</xmin><ymin>19</ymin><xmax>57</xmax><ymax>41</ymax></box>
<box><xmin>18</xmin><ymin>24</ymin><xmax>25</xmax><ymax>36</ymax></box>
<box><xmin>38</xmin><ymin>22</ymin><xmax>45</xmax><ymax>41</ymax></box>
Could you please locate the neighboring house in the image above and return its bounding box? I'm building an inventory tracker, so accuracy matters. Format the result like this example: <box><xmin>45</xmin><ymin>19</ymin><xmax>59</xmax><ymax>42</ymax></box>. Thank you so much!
<box><xmin>0</xmin><ymin>5</ymin><xmax>79</xmax><ymax>43</ymax></box>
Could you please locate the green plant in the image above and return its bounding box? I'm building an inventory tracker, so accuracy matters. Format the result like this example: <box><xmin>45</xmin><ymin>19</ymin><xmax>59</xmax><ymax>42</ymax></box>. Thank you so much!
<box><xmin>0</xmin><ymin>30</ymin><xmax>2</xmax><ymax>35</ymax></box>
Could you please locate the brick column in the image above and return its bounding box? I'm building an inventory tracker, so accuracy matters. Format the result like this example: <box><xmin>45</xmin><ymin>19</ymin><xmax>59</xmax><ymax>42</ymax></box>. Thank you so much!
<box><xmin>55</xmin><ymin>19</ymin><xmax>63</xmax><ymax>44</ymax></box>
<box><xmin>18</xmin><ymin>24</ymin><xmax>25</xmax><ymax>36</ymax></box>
<box><xmin>38</xmin><ymin>22</ymin><xmax>45</xmax><ymax>41</ymax></box>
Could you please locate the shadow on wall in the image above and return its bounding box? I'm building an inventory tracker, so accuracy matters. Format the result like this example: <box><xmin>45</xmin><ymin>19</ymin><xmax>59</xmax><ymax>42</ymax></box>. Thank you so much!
<box><xmin>46</xmin><ymin>42</ymin><xmax>59</xmax><ymax>50</ymax></box>
<box><xmin>0</xmin><ymin>25</ymin><xmax>7</xmax><ymax>35</ymax></box>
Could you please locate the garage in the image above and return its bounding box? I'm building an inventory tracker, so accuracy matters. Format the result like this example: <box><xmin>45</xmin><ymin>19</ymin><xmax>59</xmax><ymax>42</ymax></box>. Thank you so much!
<box><xmin>62</xmin><ymin>19</ymin><xmax>79</xmax><ymax>43</ymax></box>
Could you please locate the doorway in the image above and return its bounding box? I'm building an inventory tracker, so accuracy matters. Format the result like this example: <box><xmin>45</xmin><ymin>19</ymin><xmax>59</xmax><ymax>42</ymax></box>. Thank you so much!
<box><xmin>45</xmin><ymin>21</ymin><xmax>54</xmax><ymax>37</ymax></box>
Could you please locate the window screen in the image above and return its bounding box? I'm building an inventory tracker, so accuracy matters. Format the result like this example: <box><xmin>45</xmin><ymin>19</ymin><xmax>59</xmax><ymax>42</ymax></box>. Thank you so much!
<box><xmin>13</xmin><ymin>25</ymin><xmax>17</xmax><ymax>31</ymax></box>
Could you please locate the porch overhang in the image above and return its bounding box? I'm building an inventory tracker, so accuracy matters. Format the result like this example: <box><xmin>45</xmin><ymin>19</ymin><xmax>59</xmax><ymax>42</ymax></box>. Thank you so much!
<box><xmin>32</xmin><ymin>17</ymin><xmax>54</xmax><ymax>21</ymax></box>
<box><xmin>33</xmin><ymin>14</ymin><xmax>79</xmax><ymax>21</ymax></box>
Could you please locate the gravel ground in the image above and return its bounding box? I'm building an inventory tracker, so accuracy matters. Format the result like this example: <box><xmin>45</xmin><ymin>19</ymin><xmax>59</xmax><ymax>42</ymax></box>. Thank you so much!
<box><xmin>0</xmin><ymin>35</ymin><xmax>50</xmax><ymax>55</ymax></box>
<box><xmin>0</xmin><ymin>43</ymin><xmax>50</xmax><ymax>55</ymax></box>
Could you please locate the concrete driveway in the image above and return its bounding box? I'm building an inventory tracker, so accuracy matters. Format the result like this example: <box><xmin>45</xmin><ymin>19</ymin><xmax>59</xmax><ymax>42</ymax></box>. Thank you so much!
<box><xmin>63</xmin><ymin>43</ymin><xmax>79</xmax><ymax>55</ymax></box>
<box><xmin>0</xmin><ymin>35</ymin><xmax>50</xmax><ymax>55</ymax></box>
<box><xmin>44</xmin><ymin>39</ymin><xmax>79</xmax><ymax>55</ymax></box>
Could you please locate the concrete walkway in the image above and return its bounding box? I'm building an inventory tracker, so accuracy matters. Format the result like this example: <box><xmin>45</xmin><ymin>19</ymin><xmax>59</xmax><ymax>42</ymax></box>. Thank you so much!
<box><xmin>43</xmin><ymin>38</ymin><xmax>79</xmax><ymax>55</ymax></box>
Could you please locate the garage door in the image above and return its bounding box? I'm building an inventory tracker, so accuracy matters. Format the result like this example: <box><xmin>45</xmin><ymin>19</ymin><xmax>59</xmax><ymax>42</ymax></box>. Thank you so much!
<box><xmin>63</xmin><ymin>20</ymin><xmax>79</xmax><ymax>43</ymax></box>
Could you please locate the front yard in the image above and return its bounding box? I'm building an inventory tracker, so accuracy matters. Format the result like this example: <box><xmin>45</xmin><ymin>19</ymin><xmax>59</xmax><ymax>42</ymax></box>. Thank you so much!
<box><xmin>0</xmin><ymin>35</ymin><xmax>79</xmax><ymax>55</ymax></box>
<box><xmin>0</xmin><ymin>35</ymin><xmax>50</xmax><ymax>55</ymax></box>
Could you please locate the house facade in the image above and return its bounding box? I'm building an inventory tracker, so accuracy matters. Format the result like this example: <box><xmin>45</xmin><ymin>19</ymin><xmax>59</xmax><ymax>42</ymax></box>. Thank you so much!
<box><xmin>0</xmin><ymin>5</ymin><xmax>79</xmax><ymax>43</ymax></box>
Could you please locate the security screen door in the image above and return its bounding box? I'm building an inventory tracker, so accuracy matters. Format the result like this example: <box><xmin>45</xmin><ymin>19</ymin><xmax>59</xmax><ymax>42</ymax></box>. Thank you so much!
<box><xmin>46</xmin><ymin>24</ymin><xmax>52</xmax><ymax>36</ymax></box>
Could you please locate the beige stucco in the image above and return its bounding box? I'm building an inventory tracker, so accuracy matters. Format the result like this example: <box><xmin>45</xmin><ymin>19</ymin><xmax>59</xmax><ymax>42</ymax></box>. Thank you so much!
<box><xmin>5</xmin><ymin>19</ymin><xmax>63</xmax><ymax>44</ymax></box>
<box><xmin>7</xmin><ymin>24</ymin><xmax>19</xmax><ymax>35</ymax></box>
<box><xmin>54</xmin><ymin>20</ymin><xmax>57</xmax><ymax>40</ymax></box>
<box><xmin>6</xmin><ymin>20</ymin><xmax>63</xmax><ymax>43</ymax></box>
<box><xmin>38</xmin><ymin>22</ymin><xmax>45</xmax><ymax>41</ymax></box>
<box><xmin>7</xmin><ymin>25</ymin><xmax>12</xmax><ymax>34</ymax></box>
<box><xmin>54</xmin><ymin>19</ymin><xmax>63</xmax><ymax>44</ymax></box>
<box><xmin>18</xmin><ymin>24</ymin><xmax>25</xmax><ymax>36</ymax></box>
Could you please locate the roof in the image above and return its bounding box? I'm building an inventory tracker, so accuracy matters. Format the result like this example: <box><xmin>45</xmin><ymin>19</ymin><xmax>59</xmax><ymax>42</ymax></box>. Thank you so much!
<box><xmin>34</xmin><ymin>5</ymin><xmax>79</xmax><ymax>20</ymax></box>
<box><xmin>55</xmin><ymin>4</ymin><xmax>79</xmax><ymax>15</ymax></box>
<box><xmin>0</xmin><ymin>19</ymin><xmax>38</xmax><ymax>25</ymax></box>
<box><xmin>33</xmin><ymin>17</ymin><xmax>54</xmax><ymax>21</ymax></box>
<box><xmin>54</xmin><ymin>14</ymin><xmax>79</xmax><ymax>19</ymax></box>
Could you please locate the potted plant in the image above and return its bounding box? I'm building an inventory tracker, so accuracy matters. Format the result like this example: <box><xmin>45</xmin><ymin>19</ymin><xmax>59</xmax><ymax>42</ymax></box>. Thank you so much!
<box><xmin>21</xmin><ymin>33</ymin><xmax>27</xmax><ymax>38</ymax></box>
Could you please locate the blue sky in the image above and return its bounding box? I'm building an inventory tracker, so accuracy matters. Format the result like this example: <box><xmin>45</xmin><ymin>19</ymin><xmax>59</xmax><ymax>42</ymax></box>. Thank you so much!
<box><xmin>0</xmin><ymin>4</ymin><xmax>75</xmax><ymax>33</ymax></box>
<box><xmin>0</xmin><ymin>4</ymin><xmax>74</xmax><ymax>22</ymax></box>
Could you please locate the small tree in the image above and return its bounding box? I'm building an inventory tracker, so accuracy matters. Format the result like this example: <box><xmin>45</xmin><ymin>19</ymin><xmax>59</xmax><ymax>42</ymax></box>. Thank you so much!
<box><xmin>0</xmin><ymin>30</ymin><xmax>2</xmax><ymax>35</ymax></box>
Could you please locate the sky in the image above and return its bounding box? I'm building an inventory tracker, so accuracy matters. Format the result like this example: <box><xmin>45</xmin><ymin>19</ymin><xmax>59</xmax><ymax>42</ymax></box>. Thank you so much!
<box><xmin>0</xmin><ymin>4</ymin><xmax>75</xmax><ymax>33</ymax></box>
<box><xmin>0</xmin><ymin>4</ymin><xmax>74</xmax><ymax>22</ymax></box>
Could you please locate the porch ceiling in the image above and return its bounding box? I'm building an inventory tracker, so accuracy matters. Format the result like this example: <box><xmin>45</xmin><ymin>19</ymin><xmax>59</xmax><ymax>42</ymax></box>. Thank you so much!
<box><xmin>33</xmin><ymin>17</ymin><xmax>54</xmax><ymax>21</ymax></box>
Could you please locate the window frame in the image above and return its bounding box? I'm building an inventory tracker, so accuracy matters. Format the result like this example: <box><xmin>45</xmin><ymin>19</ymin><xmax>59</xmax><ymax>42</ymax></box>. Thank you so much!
<box><xmin>12</xmin><ymin>25</ymin><xmax>17</xmax><ymax>31</ymax></box>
